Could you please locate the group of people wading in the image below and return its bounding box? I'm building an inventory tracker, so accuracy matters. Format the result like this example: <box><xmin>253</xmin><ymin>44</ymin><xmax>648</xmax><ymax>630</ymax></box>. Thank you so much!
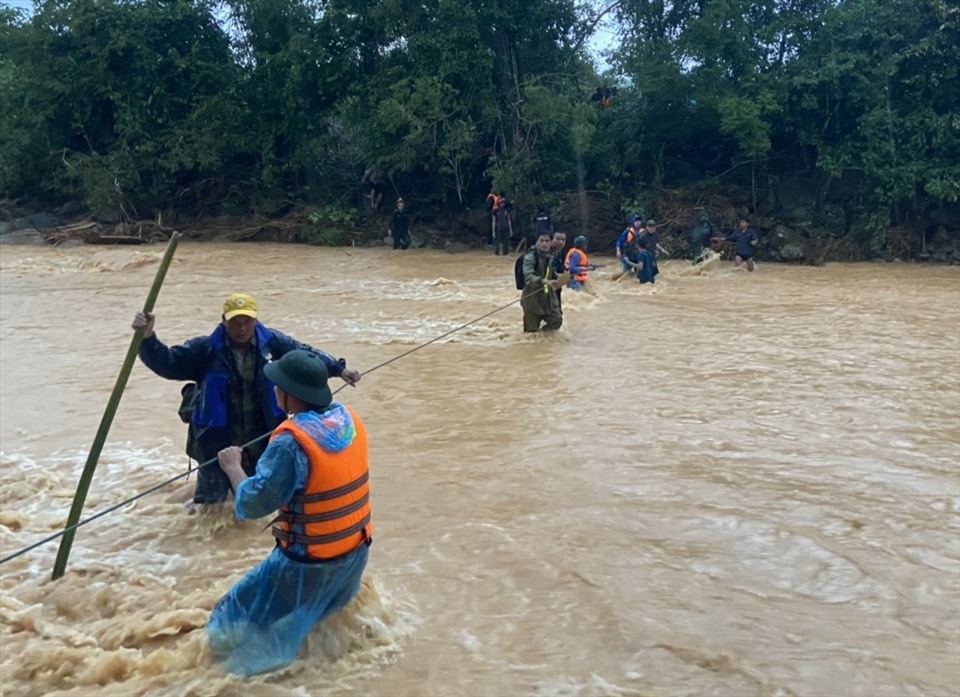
<box><xmin>485</xmin><ymin>196</ymin><xmax>599</xmax><ymax>334</ymax></box>
<box><xmin>509</xmin><ymin>203</ymin><xmax>761</xmax><ymax>333</ymax></box>
<box><xmin>512</xmin><ymin>204</ymin><xmax>659</xmax><ymax>334</ymax></box>
<box><xmin>121</xmin><ymin>199</ymin><xmax>762</xmax><ymax>676</ymax></box>
<box><xmin>515</xmin><ymin>224</ymin><xmax>599</xmax><ymax>333</ymax></box>
<box><xmin>615</xmin><ymin>215</ymin><xmax>663</xmax><ymax>284</ymax></box>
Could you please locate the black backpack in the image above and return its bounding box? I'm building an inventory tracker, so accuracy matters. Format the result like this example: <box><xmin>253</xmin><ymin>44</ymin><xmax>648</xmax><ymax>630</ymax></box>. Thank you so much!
<box><xmin>514</xmin><ymin>252</ymin><xmax>526</xmax><ymax>290</ymax></box>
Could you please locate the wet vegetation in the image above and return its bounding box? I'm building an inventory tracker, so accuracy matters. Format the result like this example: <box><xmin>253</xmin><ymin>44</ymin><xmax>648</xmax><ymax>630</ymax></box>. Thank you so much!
<box><xmin>1</xmin><ymin>0</ymin><xmax>958</xmax><ymax>260</ymax></box>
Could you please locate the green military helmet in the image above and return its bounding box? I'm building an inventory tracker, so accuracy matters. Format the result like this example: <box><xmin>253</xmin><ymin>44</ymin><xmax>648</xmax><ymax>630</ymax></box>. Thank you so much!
<box><xmin>264</xmin><ymin>349</ymin><xmax>333</xmax><ymax>407</ymax></box>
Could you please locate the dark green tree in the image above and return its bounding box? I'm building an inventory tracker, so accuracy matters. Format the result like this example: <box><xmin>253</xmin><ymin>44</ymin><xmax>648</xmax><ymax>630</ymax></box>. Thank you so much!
<box><xmin>785</xmin><ymin>0</ymin><xmax>960</xmax><ymax>249</ymax></box>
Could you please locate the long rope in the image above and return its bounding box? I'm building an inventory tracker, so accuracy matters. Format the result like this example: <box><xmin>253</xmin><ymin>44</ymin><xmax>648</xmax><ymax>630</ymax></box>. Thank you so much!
<box><xmin>0</xmin><ymin>434</ymin><xmax>266</xmax><ymax>567</ymax></box>
<box><xmin>0</xmin><ymin>283</ymin><xmax>552</xmax><ymax>567</ymax></box>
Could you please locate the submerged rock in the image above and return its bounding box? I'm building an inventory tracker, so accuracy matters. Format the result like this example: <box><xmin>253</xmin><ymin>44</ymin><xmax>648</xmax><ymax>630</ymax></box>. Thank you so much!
<box><xmin>0</xmin><ymin>227</ymin><xmax>45</xmax><ymax>246</ymax></box>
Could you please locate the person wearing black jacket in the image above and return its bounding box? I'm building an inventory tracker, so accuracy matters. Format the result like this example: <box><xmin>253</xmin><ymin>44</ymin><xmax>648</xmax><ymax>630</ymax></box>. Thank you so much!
<box><xmin>389</xmin><ymin>198</ymin><xmax>411</xmax><ymax>250</ymax></box>
<box><xmin>550</xmin><ymin>230</ymin><xmax>567</xmax><ymax>314</ymax></box>
<box><xmin>726</xmin><ymin>220</ymin><xmax>760</xmax><ymax>271</ymax></box>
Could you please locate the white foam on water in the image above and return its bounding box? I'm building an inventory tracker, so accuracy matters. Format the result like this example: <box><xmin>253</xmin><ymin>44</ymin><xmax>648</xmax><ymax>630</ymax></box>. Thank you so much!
<box><xmin>0</xmin><ymin>249</ymin><xmax>163</xmax><ymax>274</ymax></box>
<box><xmin>335</xmin><ymin>313</ymin><xmax>534</xmax><ymax>346</ymax></box>
<box><xmin>532</xmin><ymin>672</ymin><xmax>653</xmax><ymax>697</ymax></box>
<box><xmin>1</xmin><ymin>440</ymin><xmax>421</xmax><ymax>696</ymax></box>
<box><xmin>457</xmin><ymin>630</ymin><xmax>481</xmax><ymax>652</ymax></box>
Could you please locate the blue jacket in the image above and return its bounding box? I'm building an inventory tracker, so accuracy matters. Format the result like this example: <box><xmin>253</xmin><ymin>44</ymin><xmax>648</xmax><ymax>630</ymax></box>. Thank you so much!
<box><xmin>616</xmin><ymin>226</ymin><xmax>639</xmax><ymax>254</ymax></box>
<box><xmin>726</xmin><ymin>228</ymin><xmax>759</xmax><ymax>257</ymax></box>
<box><xmin>138</xmin><ymin>322</ymin><xmax>347</xmax><ymax>462</ymax></box>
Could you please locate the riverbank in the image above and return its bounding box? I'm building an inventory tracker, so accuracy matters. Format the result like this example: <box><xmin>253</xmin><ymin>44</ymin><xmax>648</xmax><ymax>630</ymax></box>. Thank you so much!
<box><xmin>2</xmin><ymin>204</ymin><xmax>959</xmax><ymax>265</ymax></box>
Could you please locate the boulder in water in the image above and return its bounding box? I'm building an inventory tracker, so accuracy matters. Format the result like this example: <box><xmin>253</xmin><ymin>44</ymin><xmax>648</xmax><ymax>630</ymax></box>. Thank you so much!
<box><xmin>409</xmin><ymin>233</ymin><xmax>427</xmax><ymax>249</ymax></box>
<box><xmin>56</xmin><ymin>238</ymin><xmax>87</xmax><ymax>249</ymax></box>
<box><xmin>0</xmin><ymin>227</ymin><xmax>45</xmax><ymax>246</ymax></box>
<box><xmin>14</xmin><ymin>212</ymin><xmax>61</xmax><ymax>230</ymax></box>
<box><xmin>779</xmin><ymin>242</ymin><xmax>805</xmax><ymax>261</ymax></box>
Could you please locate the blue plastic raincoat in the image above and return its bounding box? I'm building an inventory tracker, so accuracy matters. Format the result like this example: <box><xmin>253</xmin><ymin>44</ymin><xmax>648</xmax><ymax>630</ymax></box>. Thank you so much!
<box><xmin>207</xmin><ymin>405</ymin><xmax>370</xmax><ymax>676</ymax></box>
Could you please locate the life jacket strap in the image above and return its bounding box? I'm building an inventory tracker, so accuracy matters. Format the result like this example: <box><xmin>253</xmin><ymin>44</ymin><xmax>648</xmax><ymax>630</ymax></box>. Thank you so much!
<box><xmin>293</xmin><ymin>471</ymin><xmax>369</xmax><ymax>504</ymax></box>
<box><xmin>276</xmin><ymin>493</ymin><xmax>369</xmax><ymax>524</ymax></box>
<box><xmin>272</xmin><ymin>513</ymin><xmax>371</xmax><ymax>546</ymax></box>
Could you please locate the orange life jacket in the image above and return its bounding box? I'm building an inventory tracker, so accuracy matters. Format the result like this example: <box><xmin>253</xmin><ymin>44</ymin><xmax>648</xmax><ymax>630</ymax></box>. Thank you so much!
<box><xmin>565</xmin><ymin>248</ymin><xmax>589</xmax><ymax>281</ymax></box>
<box><xmin>270</xmin><ymin>407</ymin><xmax>372</xmax><ymax>561</ymax></box>
<box><xmin>487</xmin><ymin>193</ymin><xmax>504</xmax><ymax>211</ymax></box>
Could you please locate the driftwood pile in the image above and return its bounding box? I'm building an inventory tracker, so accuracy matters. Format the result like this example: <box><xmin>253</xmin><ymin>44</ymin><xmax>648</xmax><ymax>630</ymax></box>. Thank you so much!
<box><xmin>42</xmin><ymin>211</ymin><xmax>315</xmax><ymax>245</ymax></box>
<box><xmin>42</xmin><ymin>214</ymin><xmax>177</xmax><ymax>246</ymax></box>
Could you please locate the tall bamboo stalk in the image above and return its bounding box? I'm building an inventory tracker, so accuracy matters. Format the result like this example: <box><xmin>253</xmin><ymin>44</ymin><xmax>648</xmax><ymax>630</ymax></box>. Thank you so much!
<box><xmin>52</xmin><ymin>232</ymin><xmax>182</xmax><ymax>580</ymax></box>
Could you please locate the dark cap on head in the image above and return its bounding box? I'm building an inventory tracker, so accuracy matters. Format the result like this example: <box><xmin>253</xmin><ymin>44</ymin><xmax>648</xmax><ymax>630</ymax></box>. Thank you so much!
<box><xmin>646</xmin><ymin>219</ymin><xmax>656</xmax><ymax>226</ymax></box>
<box><xmin>264</xmin><ymin>350</ymin><xmax>332</xmax><ymax>407</ymax></box>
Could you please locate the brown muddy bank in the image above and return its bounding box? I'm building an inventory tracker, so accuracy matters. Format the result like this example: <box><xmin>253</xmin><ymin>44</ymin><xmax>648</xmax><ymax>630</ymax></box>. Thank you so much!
<box><xmin>3</xmin><ymin>191</ymin><xmax>959</xmax><ymax>265</ymax></box>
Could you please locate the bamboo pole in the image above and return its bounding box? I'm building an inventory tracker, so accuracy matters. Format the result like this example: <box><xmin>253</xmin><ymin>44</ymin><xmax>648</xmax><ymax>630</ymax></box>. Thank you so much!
<box><xmin>52</xmin><ymin>231</ymin><xmax>182</xmax><ymax>580</ymax></box>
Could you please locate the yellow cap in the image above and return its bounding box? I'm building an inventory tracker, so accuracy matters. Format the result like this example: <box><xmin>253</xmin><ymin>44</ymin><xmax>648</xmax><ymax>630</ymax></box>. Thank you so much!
<box><xmin>222</xmin><ymin>293</ymin><xmax>258</xmax><ymax>320</ymax></box>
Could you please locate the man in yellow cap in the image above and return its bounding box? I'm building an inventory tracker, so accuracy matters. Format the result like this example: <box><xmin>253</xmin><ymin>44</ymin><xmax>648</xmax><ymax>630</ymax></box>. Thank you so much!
<box><xmin>131</xmin><ymin>293</ymin><xmax>361</xmax><ymax>507</ymax></box>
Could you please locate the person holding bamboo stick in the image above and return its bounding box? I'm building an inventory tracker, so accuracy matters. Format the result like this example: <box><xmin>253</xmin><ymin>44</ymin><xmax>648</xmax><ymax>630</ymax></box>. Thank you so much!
<box><xmin>131</xmin><ymin>293</ymin><xmax>361</xmax><ymax>508</ymax></box>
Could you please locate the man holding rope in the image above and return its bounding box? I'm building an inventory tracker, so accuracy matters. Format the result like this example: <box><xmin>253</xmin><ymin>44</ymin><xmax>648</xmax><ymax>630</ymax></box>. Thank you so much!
<box><xmin>131</xmin><ymin>293</ymin><xmax>361</xmax><ymax>509</ymax></box>
<box><xmin>520</xmin><ymin>230</ymin><xmax>564</xmax><ymax>333</ymax></box>
<box><xmin>208</xmin><ymin>349</ymin><xmax>371</xmax><ymax>676</ymax></box>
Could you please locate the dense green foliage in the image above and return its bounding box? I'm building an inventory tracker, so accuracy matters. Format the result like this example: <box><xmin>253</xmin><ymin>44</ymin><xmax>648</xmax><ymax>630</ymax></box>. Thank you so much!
<box><xmin>1</xmin><ymin>0</ymin><xmax>957</xmax><ymax>253</ymax></box>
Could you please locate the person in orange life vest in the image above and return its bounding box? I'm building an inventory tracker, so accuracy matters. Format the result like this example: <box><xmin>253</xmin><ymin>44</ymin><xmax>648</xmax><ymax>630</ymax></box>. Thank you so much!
<box><xmin>615</xmin><ymin>216</ymin><xmax>644</xmax><ymax>272</ymax></box>
<box><xmin>208</xmin><ymin>350</ymin><xmax>371</xmax><ymax>677</ymax></box>
<box><xmin>564</xmin><ymin>235</ymin><xmax>597</xmax><ymax>292</ymax></box>
<box><xmin>591</xmin><ymin>85</ymin><xmax>617</xmax><ymax>110</ymax></box>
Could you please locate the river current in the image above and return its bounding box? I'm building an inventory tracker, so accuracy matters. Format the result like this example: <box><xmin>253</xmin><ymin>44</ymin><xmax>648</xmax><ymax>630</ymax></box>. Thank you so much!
<box><xmin>0</xmin><ymin>242</ymin><xmax>958</xmax><ymax>696</ymax></box>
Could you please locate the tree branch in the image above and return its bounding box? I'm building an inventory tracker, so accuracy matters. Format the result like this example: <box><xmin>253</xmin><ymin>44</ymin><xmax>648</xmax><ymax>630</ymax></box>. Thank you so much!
<box><xmin>572</xmin><ymin>1</ymin><xmax>623</xmax><ymax>54</ymax></box>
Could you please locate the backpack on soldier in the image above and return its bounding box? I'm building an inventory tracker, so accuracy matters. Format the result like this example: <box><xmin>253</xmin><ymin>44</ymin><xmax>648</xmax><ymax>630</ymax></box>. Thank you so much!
<box><xmin>177</xmin><ymin>382</ymin><xmax>204</xmax><ymax>476</ymax></box>
<box><xmin>514</xmin><ymin>252</ymin><xmax>526</xmax><ymax>290</ymax></box>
